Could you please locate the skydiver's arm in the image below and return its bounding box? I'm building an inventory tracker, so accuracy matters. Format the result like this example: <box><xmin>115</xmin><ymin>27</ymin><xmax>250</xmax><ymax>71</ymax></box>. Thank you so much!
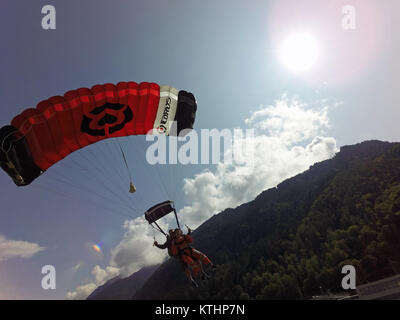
<box><xmin>154</xmin><ymin>238</ymin><xmax>169</xmax><ymax>249</ymax></box>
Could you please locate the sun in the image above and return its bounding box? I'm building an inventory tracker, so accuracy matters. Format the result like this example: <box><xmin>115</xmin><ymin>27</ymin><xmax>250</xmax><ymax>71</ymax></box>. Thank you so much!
<box><xmin>279</xmin><ymin>32</ymin><xmax>320</xmax><ymax>73</ymax></box>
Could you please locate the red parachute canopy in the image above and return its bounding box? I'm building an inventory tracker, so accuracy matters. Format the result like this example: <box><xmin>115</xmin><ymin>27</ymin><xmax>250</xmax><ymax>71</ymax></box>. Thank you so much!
<box><xmin>0</xmin><ymin>82</ymin><xmax>197</xmax><ymax>186</ymax></box>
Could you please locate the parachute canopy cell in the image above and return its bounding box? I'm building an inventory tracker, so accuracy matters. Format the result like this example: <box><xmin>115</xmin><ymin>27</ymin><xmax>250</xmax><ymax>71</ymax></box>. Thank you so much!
<box><xmin>144</xmin><ymin>200</ymin><xmax>175</xmax><ymax>224</ymax></box>
<box><xmin>0</xmin><ymin>82</ymin><xmax>197</xmax><ymax>186</ymax></box>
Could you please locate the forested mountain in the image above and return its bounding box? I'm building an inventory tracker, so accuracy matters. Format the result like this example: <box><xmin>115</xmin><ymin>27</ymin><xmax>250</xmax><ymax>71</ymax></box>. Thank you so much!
<box><xmin>132</xmin><ymin>140</ymin><xmax>400</xmax><ymax>299</ymax></box>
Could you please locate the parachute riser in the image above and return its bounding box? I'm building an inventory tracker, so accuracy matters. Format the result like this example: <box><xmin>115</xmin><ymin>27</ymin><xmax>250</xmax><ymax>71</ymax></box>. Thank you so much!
<box><xmin>152</xmin><ymin>220</ymin><xmax>167</xmax><ymax>236</ymax></box>
<box><xmin>172</xmin><ymin>203</ymin><xmax>181</xmax><ymax>230</ymax></box>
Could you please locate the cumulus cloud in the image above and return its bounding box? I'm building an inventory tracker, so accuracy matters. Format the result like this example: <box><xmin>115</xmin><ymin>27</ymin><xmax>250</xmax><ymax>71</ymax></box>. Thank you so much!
<box><xmin>245</xmin><ymin>96</ymin><xmax>329</xmax><ymax>145</ymax></box>
<box><xmin>109</xmin><ymin>217</ymin><xmax>168</xmax><ymax>277</ymax></box>
<box><xmin>65</xmin><ymin>283</ymin><xmax>98</xmax><ymax>300</ymax></box>
<box><xmin>65</xmin><ymin>264</ymin><xmax>120</xmax><ymax>300</ymax></box>
<box><xmin>65</xmin><ymin>217</ymin><xmax>167</xmax><ymax>299</ymax></box>
<box><xmin>0</xmin><ymin>234</ymin><xmax>44</xmax><ymax>261</ymax></box>
<box><xmin>179</xmin><ymin>95</ymin><xmax>338</xmax><ymax>227</ymax></box>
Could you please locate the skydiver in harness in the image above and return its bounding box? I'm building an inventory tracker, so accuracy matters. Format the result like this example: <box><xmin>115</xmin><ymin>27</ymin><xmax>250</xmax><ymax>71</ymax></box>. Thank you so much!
<box><xmin>173</xmin><ymin>227</ymin><xmax>216</xmax><ymax>279</ymax></box>
<box><xmin>154</xmin><ymin>227</ymin><xmax>198</xmax><ymax>287</ymax></box>
<box><xmin>154</xmin><ymin>226</ymin><xmax>215</xmax><ymax>287</ymax></box>
<box><xmin>145</xmin><ymin>201</ymin><xmax>215</xmax><ymax>287</ymax></box>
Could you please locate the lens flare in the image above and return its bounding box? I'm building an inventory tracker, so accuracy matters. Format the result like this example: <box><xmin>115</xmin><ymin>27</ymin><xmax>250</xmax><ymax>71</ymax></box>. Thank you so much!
<box><xmin>92</xmin><ymin>243</ymin><xmax>102</xmax><ymax>253</ymax></box>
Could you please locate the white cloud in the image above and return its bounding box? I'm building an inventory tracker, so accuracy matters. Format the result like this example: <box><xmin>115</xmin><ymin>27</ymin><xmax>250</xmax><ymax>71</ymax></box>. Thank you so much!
<box><xmin>109</xmin><ymin>217</ymin><xmax>167</xmax><ymax>277</ymax></box>
<box><xmin>65</xmin><ymin>217</ymin><xmax>167</xmax><ymax>299</ymax></box>
<box><xmin>245</xmin><ymin>95</ymin><xmax>330</xmax><ymax>144</ymax></box>
<box><xmin>0</xmin><ymin>234</ymin><xmax>44</xmax><ymax>261</ymax></box>
<box><xmin>65</xmin><ymin>264</ymin><xmax>120</xmax><ymax>300</ymax></box>
<box><xmin>179</xmin><ymin>96</ymin><xmax>338</xmax><ymax>228</ymax></box>
<box><xmin>93</xmin><ymin>265</ymin><xmax>120</xmax><ymax>284</ymax></box>
<box><xmin>65</xmin><ymin>282</ymin><xmax>98</xmax><ymax>300</ymax></box>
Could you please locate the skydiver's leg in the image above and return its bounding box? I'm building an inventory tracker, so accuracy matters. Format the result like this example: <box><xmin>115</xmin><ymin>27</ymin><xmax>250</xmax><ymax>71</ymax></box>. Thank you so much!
<box><xmin>190</xmin><ymin>249</ymin><xmax>211</xmax><ymax>265</ymax></box>
<box><xmin>180</xmin><ymin>253</ymin><xmax>198</xmax><ymax>287</ymax></box>
<box><xmin>184</xmin><ymin>267</ymin><xmax>198</xmax><ymax>287</ymax></box>
<box><xmin>187</xmin><ymin>248</ymin><xmax>210</xmax><ymax>279</ymax></box>
<box><xmin>192</xmin><ymin>248</ymin><xmax>217</xmax><ymax>274</ymax></box>
<box><xmin>186</xmin><ymin>255</ymin><xmax>200</xmax><ymax>277</ymax></box>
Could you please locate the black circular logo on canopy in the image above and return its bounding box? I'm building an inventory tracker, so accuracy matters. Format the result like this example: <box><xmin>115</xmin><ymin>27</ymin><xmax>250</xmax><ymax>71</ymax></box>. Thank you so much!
<box><xmin>80</xmin><ymin>103</ymin><xmax>133</xmax><ymax>136</ymax></box>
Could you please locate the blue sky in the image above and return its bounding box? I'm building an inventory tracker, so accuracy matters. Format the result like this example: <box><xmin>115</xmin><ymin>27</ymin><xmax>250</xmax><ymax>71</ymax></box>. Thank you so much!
<box><xmin>0</xmin><ymin>0</ymin><xmax>399</xmax><ymax>299</ymax></box>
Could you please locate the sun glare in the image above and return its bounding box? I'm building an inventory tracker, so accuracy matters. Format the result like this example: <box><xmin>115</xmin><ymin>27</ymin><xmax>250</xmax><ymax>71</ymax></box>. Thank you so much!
<box><xmin>279</xmin><ymin>32</ymin><xmax>319</xmax><ymax>73</ymax></box>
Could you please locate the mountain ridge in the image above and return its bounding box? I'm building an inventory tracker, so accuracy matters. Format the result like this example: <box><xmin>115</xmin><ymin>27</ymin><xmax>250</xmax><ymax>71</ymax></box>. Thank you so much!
<box><xmin>133</xmin><ymin>140</ymin><xmax>400</xmax><ymax>299</ymax></box>
<box><xmin>86</xmin><ymin>264</ymin><xmax>159</xmax><ymax>300</ymax></box>
<box><xmin>88</xmin><ymin>140</ymin><xmax>400</xmax><ymax>300</ymax></box>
